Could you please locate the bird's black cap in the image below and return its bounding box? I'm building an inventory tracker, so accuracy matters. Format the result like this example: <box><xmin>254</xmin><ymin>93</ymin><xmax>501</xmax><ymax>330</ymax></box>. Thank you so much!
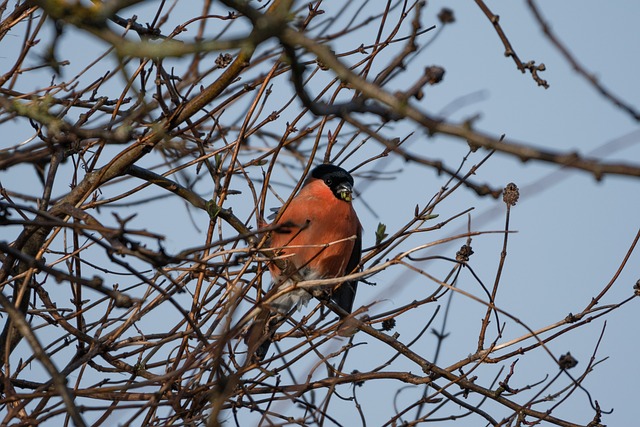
<box><xmin>310</xmin><ymin>164</ymin><xmax>354</xmax><ymax>186</ymax></box>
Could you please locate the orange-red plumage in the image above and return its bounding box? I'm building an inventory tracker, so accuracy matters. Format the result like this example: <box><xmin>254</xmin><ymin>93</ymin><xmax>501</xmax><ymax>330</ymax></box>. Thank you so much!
<box><xmin>269</xmin><ymin>177</ymin><xmax>361</xmax><ymax>307</ymax></box>
<box><xmin>246</xmin><ymin>164</ymin><xmax>362</xmax><ymax>359</ymax></box>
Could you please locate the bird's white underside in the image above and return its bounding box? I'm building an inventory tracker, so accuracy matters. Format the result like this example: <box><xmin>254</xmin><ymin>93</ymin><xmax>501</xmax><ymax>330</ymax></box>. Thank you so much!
<box><xmin>270</xmin><ymin>269</ymin><xmax>323</xmax><ymax>313</ymax></box>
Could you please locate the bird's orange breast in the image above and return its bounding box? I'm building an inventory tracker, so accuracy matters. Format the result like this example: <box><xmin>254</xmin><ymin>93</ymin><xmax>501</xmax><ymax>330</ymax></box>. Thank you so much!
<box><xmin>269</xmin><ymin>179</ymin><xmax>360</xmax><ymax>281</ymax></box>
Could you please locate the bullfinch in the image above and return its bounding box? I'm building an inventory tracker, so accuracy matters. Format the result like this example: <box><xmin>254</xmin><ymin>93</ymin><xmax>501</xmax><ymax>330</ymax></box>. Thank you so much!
<box><xmin>246</xmin><ymin>164</ymin><xmax>362</xmax><ymax>360</ymax></box>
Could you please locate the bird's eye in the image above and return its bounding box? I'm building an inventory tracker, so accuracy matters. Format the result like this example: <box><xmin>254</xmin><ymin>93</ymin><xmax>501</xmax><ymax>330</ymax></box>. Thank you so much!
<box><xmin>325</xmin><ymin>178</ymin><xmax>332</xmax><ymax>186</ymax></box>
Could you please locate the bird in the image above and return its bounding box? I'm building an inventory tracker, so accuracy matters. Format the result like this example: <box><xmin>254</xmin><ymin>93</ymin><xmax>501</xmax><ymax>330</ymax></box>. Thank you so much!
<box><xmin>245</xmin><ymin>164</ymin><xmax>362</xmax><ymax>360</ymax></box>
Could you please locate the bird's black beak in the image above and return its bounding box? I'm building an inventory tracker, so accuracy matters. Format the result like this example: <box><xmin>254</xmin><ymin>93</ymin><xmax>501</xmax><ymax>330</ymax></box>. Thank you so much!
<box><xmin>336</xmin><ymin>182</ymin><xmax>353</xmax><ymax>202</ymax></box>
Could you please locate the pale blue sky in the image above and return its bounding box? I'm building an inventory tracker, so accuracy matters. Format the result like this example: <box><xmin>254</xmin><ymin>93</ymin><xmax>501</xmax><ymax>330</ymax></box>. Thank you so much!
<box><xmin>1</xmin><ymin>1</ymin><xmax>639</xmax><ymax>426</ymax></box>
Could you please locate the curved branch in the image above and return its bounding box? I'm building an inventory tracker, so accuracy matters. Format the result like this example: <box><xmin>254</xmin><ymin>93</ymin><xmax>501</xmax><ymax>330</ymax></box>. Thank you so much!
<box><xmin>279</xmin><ymin>28</ymin><xmax>640</xmax><ymax>179</ymax></box>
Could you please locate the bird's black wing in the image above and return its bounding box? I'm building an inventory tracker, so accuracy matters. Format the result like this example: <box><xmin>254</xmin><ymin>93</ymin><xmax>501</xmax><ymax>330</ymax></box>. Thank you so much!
<box><xmin>331</xmin><ymin>228</ymin><xmax>362</xmax><ymax>313</ymax></box>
